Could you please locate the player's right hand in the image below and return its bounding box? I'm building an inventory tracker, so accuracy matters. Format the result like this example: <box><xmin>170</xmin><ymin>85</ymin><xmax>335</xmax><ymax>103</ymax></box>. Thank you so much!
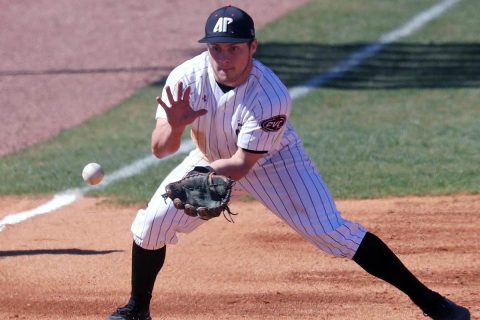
<box><xmin>157</xmin><ymin>81</ymin><xmax>207</xmax><ymax>129</ymax></box>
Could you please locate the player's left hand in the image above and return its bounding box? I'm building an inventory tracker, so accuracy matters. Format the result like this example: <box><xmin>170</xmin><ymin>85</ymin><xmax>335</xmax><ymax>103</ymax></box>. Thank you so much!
<box><xmin>162</xmin><ymin>166</ymin><xmax>236</xmax><ymax>222</ymax></box>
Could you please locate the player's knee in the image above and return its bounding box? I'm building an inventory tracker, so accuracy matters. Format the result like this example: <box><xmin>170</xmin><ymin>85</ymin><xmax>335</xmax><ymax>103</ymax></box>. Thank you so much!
<box><xmin>133</xmin><ymin>235</ymin><xmax>166</xmax><ymax>250</ymax></box>
<box><xmin>307</xmin><ymin>221</ymin><xmax>367</xmax><ymax>259</ymax></box>
<box><xmin>130</xmin><ymin>207</ymin><xmax>170</xmax><ymax>250</ymax></box>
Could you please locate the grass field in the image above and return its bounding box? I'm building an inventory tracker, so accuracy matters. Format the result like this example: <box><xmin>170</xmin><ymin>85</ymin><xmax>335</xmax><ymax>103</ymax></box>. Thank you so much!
<box><xmin>1</xmin><ymin>0</ymin><xmax>479</xmax><ymax>203</ymax></box>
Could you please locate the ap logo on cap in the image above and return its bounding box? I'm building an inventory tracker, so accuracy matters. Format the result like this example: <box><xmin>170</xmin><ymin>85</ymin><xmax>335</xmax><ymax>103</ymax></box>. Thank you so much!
<box><xmin>213</xmin><ymin>17</ymin><xmax>233</xmax><ymax>33</ymax></box>
<box><xmin>198</xmin><ymin>6</ymin><xmax>255</xmax><ymax>43</ymax></box>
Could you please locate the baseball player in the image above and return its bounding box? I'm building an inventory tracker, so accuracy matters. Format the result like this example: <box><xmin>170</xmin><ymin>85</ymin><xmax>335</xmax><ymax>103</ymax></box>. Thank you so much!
<box><xmin>106</xmin><ymin>6</ymin><xmax>470</xmax><ymax>320</ymax></box>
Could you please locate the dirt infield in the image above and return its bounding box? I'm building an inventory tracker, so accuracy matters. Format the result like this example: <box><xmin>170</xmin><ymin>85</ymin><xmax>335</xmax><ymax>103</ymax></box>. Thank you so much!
<box><xmin>0</xmin><ymin>195</ymin><xmax>478</xmax><ymax>319</ymax></box>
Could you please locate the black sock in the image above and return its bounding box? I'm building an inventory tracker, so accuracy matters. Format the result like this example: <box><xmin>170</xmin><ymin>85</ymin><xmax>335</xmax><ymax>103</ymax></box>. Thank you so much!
<box><xmin>353</xmin><ymin>232</ymin><xmax>441</xmax><ymax>309</ymax></box>
<box><xmin>129</xmin><ymin>241</ymin><xmax>166</xmax><ymax>311</ymax></box>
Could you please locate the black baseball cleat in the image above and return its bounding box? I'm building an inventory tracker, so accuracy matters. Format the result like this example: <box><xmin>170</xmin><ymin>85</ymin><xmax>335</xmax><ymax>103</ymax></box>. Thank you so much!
<box><xmin>106</xmin><ymin>303</ymin><xmax>152</xmax><ymax>320</ymax></box>
<box><xmin>422</xmin><ymin>297</ymin><xmax>470</xmax><ymax>320</ymax></box>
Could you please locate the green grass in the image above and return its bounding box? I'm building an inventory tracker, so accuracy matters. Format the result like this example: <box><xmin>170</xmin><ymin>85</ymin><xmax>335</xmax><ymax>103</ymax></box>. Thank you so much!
<box><xmin>1</xmin><ymin>0</ymin><xmax>479</xmax><ymax>203</ymax></box>
<box><xmin>0</xmin><ymin>82</ymin><xmax>190</xmax><ymax>203</ymax></box>
<box><xmin>405</xmin><ymin>0</ymin><xmax>480</xmax><ymax>42</ymax></box>
<box><xmin>0</xmin><ymin>85</ymin><xmax>174</xmax><ymax>194</ymax></box>
<box><xmin>259</xmin><ymin>0</ymin><xmax>439</xmax><ymax>44</ymax></box>
<box><xmin>293</xmin><ymin>88</ymin><xmax>480</xmax><ymax>198</ymax></box>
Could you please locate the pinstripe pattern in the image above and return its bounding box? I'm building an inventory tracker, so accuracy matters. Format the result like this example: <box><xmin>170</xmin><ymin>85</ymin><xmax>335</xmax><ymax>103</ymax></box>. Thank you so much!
<box><xmin>131</xmin><ymin>149</ymin><xmax>210</xmax><ymax>250</ymax></box>
<box><xmin>240</xmin><ymin>137</ymin><xmax>366</xmax><ymax>258</ymax></box>
<box><xmin>135</xmin><ymin>51</ymin><xmax>367</xmax><ymax>258</ymax></box>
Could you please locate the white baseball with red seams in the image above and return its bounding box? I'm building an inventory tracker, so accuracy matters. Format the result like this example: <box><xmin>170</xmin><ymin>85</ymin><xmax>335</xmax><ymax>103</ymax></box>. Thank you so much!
<box><xmin>82</xmin><ymin>162</ymin><xmax>104</xmax><ymax>185</ymax></box>
<box><xmin>130</xmin><ymin>51</ymin><xmax>367</xmax><ymax>257</ymax></box>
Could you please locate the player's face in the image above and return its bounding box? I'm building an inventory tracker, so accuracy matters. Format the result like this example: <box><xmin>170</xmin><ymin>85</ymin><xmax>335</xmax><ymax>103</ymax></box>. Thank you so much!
<box><xmin>207</xmin><ymin>40</ymin><xmax>257</xmax><ymax>87</ymax></box>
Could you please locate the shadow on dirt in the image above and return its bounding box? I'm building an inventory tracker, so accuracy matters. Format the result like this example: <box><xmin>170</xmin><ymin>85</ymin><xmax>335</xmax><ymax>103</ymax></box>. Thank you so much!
<box><xmin>0</xmin><ymin>248</ymin><xmax>123</xmax><ymax>257</ymax></box>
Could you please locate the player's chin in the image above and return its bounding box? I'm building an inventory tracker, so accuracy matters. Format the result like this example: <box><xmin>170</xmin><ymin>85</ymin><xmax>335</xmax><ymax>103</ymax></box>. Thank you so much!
<box><xmin>217</xmin><ymin>70</ymin><xmax>230</xmax><ymax>78</ymax></box>
<box><xmin>217</xmin><ymin>73</ymin><xmax>236</xmax><ymax>85</ymax></box>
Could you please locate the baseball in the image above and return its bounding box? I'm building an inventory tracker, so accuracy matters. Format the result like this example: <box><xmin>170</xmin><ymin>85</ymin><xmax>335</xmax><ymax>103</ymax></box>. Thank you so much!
<box><xmin>82</xmin><ymin>162</ymin><xmax>104</xmax><ymax>185</ymax></box>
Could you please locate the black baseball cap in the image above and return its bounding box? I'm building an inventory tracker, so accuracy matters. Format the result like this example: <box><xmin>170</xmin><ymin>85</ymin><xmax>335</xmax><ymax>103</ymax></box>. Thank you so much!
<box><xmin>198</xmin><ymin>5</ymin><xmax>255</xmax><ymax>43</ymax></box>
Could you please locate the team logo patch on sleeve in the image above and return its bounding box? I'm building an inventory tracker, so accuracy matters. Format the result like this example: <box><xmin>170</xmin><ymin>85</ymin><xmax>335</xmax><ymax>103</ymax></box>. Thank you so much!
<box><xmin>260</xmin><ymin>115</ymin><xmax>287</xmax><ymax>132</ymax></box>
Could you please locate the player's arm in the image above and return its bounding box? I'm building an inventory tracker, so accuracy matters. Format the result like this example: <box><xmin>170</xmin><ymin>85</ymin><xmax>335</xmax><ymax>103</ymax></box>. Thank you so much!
<box><xmin>151</xmin><ymin>118</ymin><xmax>185</xmax><ymax>158</ymax></box>
<box><xmin>209</xmin><ymin>148</ymin><xmax>265</xmax><ymax>181</ymax></box>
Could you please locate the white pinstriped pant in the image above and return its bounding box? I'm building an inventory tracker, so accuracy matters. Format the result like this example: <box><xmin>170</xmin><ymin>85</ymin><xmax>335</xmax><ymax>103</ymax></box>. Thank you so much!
<box><xmin>131</xmin><ymin>145</ymin><xmax>367</xmax><ymax>259</ymax></box>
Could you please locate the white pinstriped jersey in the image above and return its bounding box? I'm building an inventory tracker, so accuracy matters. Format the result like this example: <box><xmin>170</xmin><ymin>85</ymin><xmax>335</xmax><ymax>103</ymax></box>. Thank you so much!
<box><xmin>132</xmin><ymin>51</ymin><xmax>367</xmax><ymax>258</ymax></box>
<box><xmin>156</xmin><ymin>51</ymin><xmax>295</xmax><ymax>162</ymax></box>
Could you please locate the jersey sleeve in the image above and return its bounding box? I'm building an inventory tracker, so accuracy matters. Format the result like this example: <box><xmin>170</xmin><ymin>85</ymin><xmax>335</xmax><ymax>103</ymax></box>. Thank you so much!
<box><xmin>237</xmin><ymin>96</ymin><xmax>291</xmax><ymax>153</ymax></box>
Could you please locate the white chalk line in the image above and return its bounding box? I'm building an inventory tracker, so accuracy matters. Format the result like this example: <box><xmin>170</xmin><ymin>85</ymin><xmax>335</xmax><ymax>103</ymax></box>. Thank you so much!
<box><xmin>0</xmin><ymin>140</ymin><xmax>195</xmax><ymax>232</ymax></box>
<box><xmin>0</xmin><ymin>0</ymin><xmax>461</xmax><ymax>232</ymax></box>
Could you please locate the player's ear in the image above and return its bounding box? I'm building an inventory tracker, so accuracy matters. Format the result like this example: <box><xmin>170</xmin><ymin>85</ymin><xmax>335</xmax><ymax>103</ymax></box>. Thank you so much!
<box><xmin>249</xmin><ymin>39</ymin><xmax>258</xmax><ymax>55</ymax></box>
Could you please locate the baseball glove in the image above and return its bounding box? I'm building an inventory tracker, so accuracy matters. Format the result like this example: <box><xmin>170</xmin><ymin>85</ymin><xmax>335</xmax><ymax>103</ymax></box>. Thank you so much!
<box><xmin>162</xmin><ymin>167</ymin><xmax>236</xmax><ymax>221</ymax></box>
